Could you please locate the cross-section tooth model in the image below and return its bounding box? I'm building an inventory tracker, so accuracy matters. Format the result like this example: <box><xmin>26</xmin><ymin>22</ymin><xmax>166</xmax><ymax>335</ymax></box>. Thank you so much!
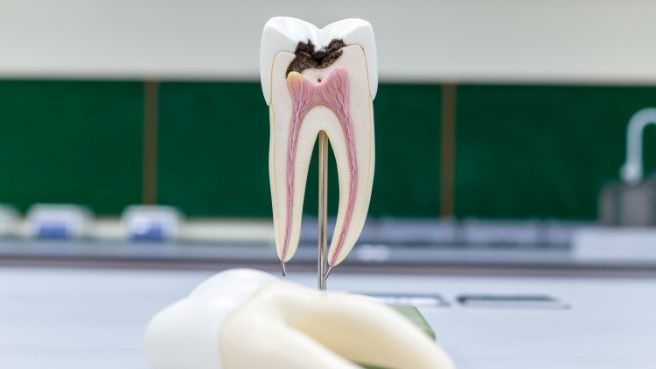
<box><xmin>260</xmin><ymin>17</ymin><xmax>377</xmax><ymax>274</ymax></box>
<box><xmin>144</xmin><ymin>18</ymin><xmax>456</xmax><ymax>369</ymax></box>
<box><xmin>144</xmin><ymin>269</ymin><xmax>455</xmax><ymax>369</ymax></box>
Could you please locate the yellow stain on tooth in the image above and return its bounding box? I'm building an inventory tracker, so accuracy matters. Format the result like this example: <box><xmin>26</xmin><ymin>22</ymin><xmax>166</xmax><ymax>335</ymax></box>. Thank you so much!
<box><xmin>287</xmin><ymin>71</ymin><xmax>303</xmax><ymax>82</ymax></box>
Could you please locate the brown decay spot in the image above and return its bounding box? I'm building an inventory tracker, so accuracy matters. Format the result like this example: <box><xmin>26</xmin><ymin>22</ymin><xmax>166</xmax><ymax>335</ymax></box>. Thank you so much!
<box><xmin>286</xmin><ymin>39</ymin><xmax>346</xmax><ymax>76</ymax></box>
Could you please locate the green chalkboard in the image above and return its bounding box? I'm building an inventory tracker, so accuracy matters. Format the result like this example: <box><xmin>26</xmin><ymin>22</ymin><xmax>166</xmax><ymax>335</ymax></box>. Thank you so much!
<box><xmin>157</xmin><ymin>81</ymin><xmax>271</xmax><ymax>216</ymax></box>
<box><xmin>2</xmin><ymin>79</ymin><xmax>654</xmax><ymax>220</ymax></box>
<box><xmin>157</xmin><ymin>82</ymin><xmax>441</xmax><ymax>217</ymax></box>
<box><xmin>455</xmin><ymin>84</ymin><xmax>656</xmax><ymax>219</ymax></box>
<box><xmin>0</xmin><ymin>80</ymin><xmax>143</xmax><ymax>214</ymax></box>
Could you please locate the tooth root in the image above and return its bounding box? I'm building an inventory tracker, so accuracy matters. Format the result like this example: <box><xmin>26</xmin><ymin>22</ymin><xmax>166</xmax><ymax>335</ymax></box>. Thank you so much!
<box><xmin>268</xmin><ymin>55</ymin><xmax>314</xmax><ymax>263</ymax></box>
<box><xmin>320</xmin><ymin>68</ymin><xmax>374</xmax><ymax>268</ymax></box>
<box><xmin>263</xmin><ymin>17</ymin><xmax>377</xmax><ymax>267</ymax></box>
<box><xmin>296</xmin><ymin>67</ymin><xmax>374</xmax><ymax>268</ymax></box>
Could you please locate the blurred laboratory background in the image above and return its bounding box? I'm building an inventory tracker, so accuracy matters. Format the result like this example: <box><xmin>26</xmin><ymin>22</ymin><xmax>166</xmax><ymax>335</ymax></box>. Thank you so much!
<box><xmin>1</xmin><ymin>0</ymin><xmax>655</xmax><ymax>273</ymax></box>
<box><xmin>0</xmin><ymin>1</ymin><xmax>655</xmax><ymax>368</ymax></box>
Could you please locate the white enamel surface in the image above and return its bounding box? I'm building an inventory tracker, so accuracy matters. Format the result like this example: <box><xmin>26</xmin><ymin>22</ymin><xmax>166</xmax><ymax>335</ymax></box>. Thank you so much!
<box><xmin>260</xmin><ymin>16</ymin><xmax>378</xmax><ymax>105</ymax></box>
<box><xmin>268</xmin><ymin>46</ymin><xmax>374</xmax><ymax>265</ymax></box>
<box><xmin>144</xmin><ymin>269</ymin><xmax>276</xmax><ymax>369</ymax></box>
<box><xmin>145</xmin><ymin>269</ymin><xmax>453</xmax><ymax>369</ymax></box>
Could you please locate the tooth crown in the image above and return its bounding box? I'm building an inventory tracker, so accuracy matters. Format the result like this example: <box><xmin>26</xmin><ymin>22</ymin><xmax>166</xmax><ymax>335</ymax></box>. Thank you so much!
<box><xmin>260</xmin><ymin>16</ymin><xmax>378</xmax><ymax>105</ymax></box>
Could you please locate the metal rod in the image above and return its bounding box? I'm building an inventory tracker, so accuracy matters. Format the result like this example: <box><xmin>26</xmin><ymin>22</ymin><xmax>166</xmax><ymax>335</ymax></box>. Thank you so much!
<box><xmin>318</xmin><ymin>131</ymin><xmax>329</xmax><ymax>290</ymax></box>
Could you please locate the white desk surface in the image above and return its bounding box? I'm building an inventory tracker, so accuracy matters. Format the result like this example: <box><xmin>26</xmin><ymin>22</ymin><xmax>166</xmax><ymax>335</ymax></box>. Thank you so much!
<box><xmin>0</xmin><ymin>267</ymin><xmax>654</xmax><ymax>369</ymax></box>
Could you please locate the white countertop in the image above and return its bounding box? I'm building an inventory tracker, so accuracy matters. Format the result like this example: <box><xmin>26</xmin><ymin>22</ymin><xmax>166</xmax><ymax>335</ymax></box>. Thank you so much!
<box><xmin>0</xmin><ymin>267</ymin><xmax>654</xmax><ymax>369</ymax></box>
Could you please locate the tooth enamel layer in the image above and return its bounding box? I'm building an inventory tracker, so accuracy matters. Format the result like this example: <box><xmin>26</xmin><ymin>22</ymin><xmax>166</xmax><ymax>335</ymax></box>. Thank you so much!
<box><xmin>269</xmin><ymin>45</ymin><xmax>374</xmax><ymax>267</ymax></box>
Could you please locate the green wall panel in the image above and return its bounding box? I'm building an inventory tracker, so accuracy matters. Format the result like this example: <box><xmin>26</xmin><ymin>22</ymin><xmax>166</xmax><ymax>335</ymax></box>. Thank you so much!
<box><xmin>0</xmin><ymin>81</ymin><xmax>143</xmax><ymax>214</ymax></box>
<box><xmin>455</xmin><ymin>85</ymin><xmax>656</xmax><ymax>219</ymax></box>
<box><xmin>303</xmin><ymin>83</ymin><xmax>441</xmax><ymax>217</ymax></box>
<box><xmin>369</xmin><ymin>83</ymin><xmax>441</xmax><ymax>217</ymax></box>
<box><xmin>157</xmin><ymin>82</ymin><xmax>441</xmax><ymax>217</ymax></box>
<box><xmin>157</xmin><ymin>82</ymin><xmax>271</xmax><ymax>217</ymax></box>
<box><xmin>3</xmin><ymin>79</ymin><xmax>652</xmax><ymax>220</ymax></box>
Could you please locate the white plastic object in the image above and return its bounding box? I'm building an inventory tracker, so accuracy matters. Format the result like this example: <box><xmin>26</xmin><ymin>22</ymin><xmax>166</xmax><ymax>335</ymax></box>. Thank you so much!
<box><xmin>26</xmin><ymin>204</ymin><xmax>93</xmax><ymax>239</ymax></box>
<box><xmin>620</xmin><ymin>107</ymin><xmax>656</xmax><ymax>184</ymax></box>
<box><xmin>573</xmin><ymin>227</ymin><xmax>656</xmax><ymax>262</ymax></box>
<box><xmin>144</xmin><ymin>269</ymin><xmax>454</xmax><ymax>369</ymax></box>
<box><xmin>0</xmin><ymin>205</ymin><xmax>19</xmax><ymax>237</ymax></box>
<box><xmin>121</xmin><ymin>205</ymin><xmax>182</xmax><ymax>241</ymax></box>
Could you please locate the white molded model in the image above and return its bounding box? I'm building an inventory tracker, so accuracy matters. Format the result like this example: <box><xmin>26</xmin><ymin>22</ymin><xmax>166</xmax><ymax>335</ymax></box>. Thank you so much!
<box><xmin>144</xmin><ymin>269</ymin><xmax>455</xmax><ymax>369</ymax></box>
<box><xmin>260</xmin><ymin>17</ymin><xmax>377</xmax><ymax>270</ymax></box>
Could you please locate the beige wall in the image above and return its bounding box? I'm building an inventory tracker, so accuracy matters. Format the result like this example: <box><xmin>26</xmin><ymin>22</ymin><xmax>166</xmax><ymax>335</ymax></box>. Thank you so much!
<box><xmin>1</xmin><ymin>0</ymin><xmax>654</xmax><ymax>83</ymax></box>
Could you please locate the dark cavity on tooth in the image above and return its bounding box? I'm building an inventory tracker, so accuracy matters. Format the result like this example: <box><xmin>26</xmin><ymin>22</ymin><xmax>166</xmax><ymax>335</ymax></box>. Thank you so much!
<box><xmin>286</xmin><ymin>39</ymin><xmax>346</xmax><ymax>76</ymax></box>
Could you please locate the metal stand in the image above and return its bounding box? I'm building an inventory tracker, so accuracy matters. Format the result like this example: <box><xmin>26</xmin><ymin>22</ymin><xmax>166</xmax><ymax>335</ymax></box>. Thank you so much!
<box><xmin>317</xmin><ymin>132</ymin><xmax>329</xmax><ymax>290</ymax></box>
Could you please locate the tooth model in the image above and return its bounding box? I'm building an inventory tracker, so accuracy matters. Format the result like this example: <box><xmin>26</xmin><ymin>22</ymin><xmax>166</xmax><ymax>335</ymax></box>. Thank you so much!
<box><xmin>144</xmin><ymin>269</ymin><xmax>455</xmax><ymax>369</ymax></box>
<box><xmin>260</xmin><ymin>17</ymin><xmax>377</xmax><ymax>271</ymax></box>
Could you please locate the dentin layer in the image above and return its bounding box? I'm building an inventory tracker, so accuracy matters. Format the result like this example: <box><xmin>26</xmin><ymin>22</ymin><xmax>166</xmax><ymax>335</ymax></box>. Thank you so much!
<box><xmin>268</xmin><ymin>45</ymin><xmax>374</xmax><ymax>268</ymax></box>
<box><xmin>285</xmin><ymin>68</ymin><xmax>358</xmax><ymax>265</ymax></box>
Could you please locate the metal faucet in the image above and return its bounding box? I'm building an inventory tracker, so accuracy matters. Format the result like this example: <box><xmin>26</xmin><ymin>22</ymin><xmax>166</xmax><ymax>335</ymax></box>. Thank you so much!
<box><xmin>620</xmin><ymin>108</ymin><xmax>656</xmax><ymax>184</ymax></box>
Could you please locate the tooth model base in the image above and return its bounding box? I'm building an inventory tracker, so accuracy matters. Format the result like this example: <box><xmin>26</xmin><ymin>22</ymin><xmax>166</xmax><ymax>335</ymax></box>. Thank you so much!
<box><xmin>144</xmin><ymin>269</ymin><xmax>455</xmax><ymax>369</ymax></box>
